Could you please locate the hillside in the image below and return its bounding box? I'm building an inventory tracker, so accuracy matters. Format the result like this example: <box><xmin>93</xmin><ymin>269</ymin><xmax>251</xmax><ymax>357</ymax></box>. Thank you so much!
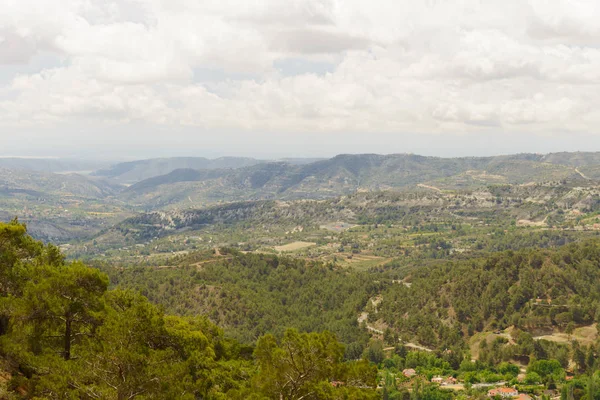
<box><xmin>117</xmin><ymin>153</ymin><xmax>589</xmax><ymax>209</ymax></box>
<box><xmin>101</xmin><ymin>249</ymin><xmax>377</xmax><ymax>346</ymax></box>
<box><xmin>88</xmin><ymin>221</ymin><xmax>600</xmax><ymax>399</ymax></box>
<box><xmin>377</xmin><ymin>240</ymin><xmax>600</xmax><ymax>352</ymax></box>
<box><xmin>0</xmin><ymin>168</ymin><xmax>128</xmax><ymax>242</ymax></box>
<box><xmin>0</xmin><ymin>221</ymin><xmax>378</xmax><ymax>399</ymax></box>
<box><xmin>4</xmin><ymin>150</ymin><xmax>600</xmax><ymax>245</ymax></box>
<box><xmin>92</xmin><ymin>156</ymin><xmax>265</xmax><ymax>184</ymax></box>
<box><xmin>0</xmin><ymin>168</ymin><xmax>121</xmax><ymax>198</ymax></box>
<box><xmin>6</xmin><ymin>157</ymin><xmax>600</xmax><ymax>399</ymax></box>
<box><xmin>70</xmin><ymin>181</ymin><xmax>600</xmax><ymax>261</ymax></box>
<box><xmin>541</xmin><ymin>151</ymin><xmax>600</xmax><ymax>168</ymax></box>
<box><xmin>97</xmin><ymin>235</ymin><xmax>600</xmax><ymax>355</ymax></box>
<box><xmin>92</xmin><ymin>156</ymin><xmax>327</xmax><ymax>185</ymax></box>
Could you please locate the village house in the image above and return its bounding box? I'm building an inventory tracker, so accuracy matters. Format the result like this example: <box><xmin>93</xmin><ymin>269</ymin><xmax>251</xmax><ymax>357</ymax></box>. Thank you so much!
<box><xmin>402</xmin><ymin>368</ymin><xmax>416</xmax><ymax>378</ymax></box>
<box><xmin>431</xmin><ymin>376</ymin><xmax>457</xmax><ymax>386</ymax></box>
<box><xmin>443</xmin><ymin>376</ymin><xmax>457</xmax><ymax>385</ymax></box>
<box><xmin>515</xmin><ymin>394</ymin><xmax>532</xmax><ymax>400</ymax></box>
<box><xmin>487</xmin><ymin>387</ymin><xmax>519</xmax><ymax>398</ymax></box>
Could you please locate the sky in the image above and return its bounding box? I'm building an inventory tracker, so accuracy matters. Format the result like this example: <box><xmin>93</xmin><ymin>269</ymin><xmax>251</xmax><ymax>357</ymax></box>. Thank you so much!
<box><xmin>1</xmin><ymin>0</ymin><xmax>600</xmax><ymax>160</ymax></box>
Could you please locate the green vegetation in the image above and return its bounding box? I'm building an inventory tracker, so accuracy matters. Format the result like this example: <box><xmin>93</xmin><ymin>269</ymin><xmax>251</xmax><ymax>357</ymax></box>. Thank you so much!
<box><xmin>7</xmin><ymin>151</ymin><xmax>600</xmax><ymax>399</ymax></box>
<box><xmin>378</xmin><ymin>240</ymin><xmax>600</xmax><ymax>351</ymax></box>
<box><xmin>0</xmin><ymin>167</ymin><xmax>130</xmax><ymax>243</ymax></box>
<box><xmin>5</xmin><ymin>151</ymin><xmax>600</xmax><ymax>247</ymax></box>
<box><xmin>99</xmin><ymin>249</ymin><xmax>377</xmax><ymax>350</ymax></box>
<box><xmin>117</xmin><ymin>153</ymin><xmax>586</xmax><ymax>209</ymax></box>
<box><xmin>92</xmin><ymin>233</ymin><xmax>600</xmax><ymax>399</ymax></box>
<box><xmin>0</xmin><ymin>220</ymin><xmax>378</xmax><ymax>399</ymax></box>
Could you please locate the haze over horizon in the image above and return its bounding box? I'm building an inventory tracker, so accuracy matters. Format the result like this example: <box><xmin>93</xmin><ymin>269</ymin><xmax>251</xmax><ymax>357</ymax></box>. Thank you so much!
<box><xmin>2</xmin><ymin>134</ymin><xmax>600</xmax><ymax>163</ymax></box>
<box><xmin>2</xmin><ymin>140</ymin><xmax>600</xmax><ymax>162</ymax></box>
<box><xmin>2</xmin><ymin>0</ymin><xmax>600</xmax><ymax>158</ymax></box>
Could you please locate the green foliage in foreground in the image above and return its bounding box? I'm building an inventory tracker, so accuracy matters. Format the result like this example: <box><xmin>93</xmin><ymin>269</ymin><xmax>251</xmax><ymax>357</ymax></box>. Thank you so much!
<box><xmin>0</xmin><ymin>220</ymin><xmax>378</xmax><ymax>399</ymax></box>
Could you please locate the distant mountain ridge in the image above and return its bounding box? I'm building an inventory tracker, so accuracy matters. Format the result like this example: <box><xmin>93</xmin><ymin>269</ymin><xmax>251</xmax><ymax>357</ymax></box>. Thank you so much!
<box><xmin>0</xmin><ymin>168</ymin><xmax>121</xmax><ymax>198</ymax></box>
<box><xmin>92</xmin><ymin>156</ymin><xmax>327</xmax><ymax>184</ymax></box>
<box><xmin>91</xmin><ymin>156</ymin><xmax>264</xmax><ymax>184</ymax></box>
<box><xmin>4</xmin><ymin>150</ymin><xmax>600</xmax><ymax>244</ymax></box>
<box><xmin>118</xmin><ymin>152</ymin><xmax>600</xmax><ymax>208</ymax></box>
<box><xmin>5</xmin><ymin>152</ymin><xmax>600</xmax><ymax>211</ymax></box>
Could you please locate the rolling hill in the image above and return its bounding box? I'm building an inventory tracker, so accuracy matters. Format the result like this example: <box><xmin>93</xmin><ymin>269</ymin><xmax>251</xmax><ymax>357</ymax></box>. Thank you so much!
<box><xmin>4</xmin><ymin>150</ymin><xmax>600</xmax><ymax>244</ymax></box>
<box><xmin>92</xmin><ymin>156</ymin><xmax>265</xmax><ymax>184</ymax></box>
<box><xmin>117</xmin><ymin>153</ymin><xmax>588</xmax><ymax>209</ymax></box>
<box><xmin>73</xmin><ymin>180</ymin><xmax>600</xmax><ymax>258</ymax></box>
<box><xmin>92</xmin><ymin>156</ymin><xmax>328</xmax><ymax>185</ymax></box>
<box><xmin>0</xmin><ymin>168</ymin><xmax>127</xmax><ymax>242</ymax></box>
<box><xmin>0</xmin><ymin>168</ymin><xmax>121</xmax><ymax>198</ymax></box>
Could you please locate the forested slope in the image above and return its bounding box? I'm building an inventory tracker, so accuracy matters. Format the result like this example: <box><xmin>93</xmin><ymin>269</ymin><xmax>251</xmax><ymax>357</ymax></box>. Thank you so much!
<box><xmin>379</xmin><ymin>241</ymin><xmax>600</xmax><ymax>350</ymax></box>
<box><xmin>117</xmin><ymin>153</ymin><xmax>589</xmax><ymax>208</ymax></box>
<box><xmin>99</xmin><ymin>249</ymin><xmax>379</xmax><ymax>354</ymax></box>
<box><xmin>0</xmin><ymin>221</ymin><xmax>378</xmax><ymax>399</ymax></box>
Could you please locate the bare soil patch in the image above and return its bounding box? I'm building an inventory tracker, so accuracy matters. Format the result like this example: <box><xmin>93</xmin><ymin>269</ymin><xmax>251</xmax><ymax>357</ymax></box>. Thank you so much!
<box><xmin>320</xmin><ymin>222</ymin><xmax>357</xmax><ymax>232</ymax></box>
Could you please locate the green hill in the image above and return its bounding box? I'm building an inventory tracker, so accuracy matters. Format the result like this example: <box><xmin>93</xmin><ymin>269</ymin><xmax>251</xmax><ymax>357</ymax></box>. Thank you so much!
<box><xmin>0</xmin><ymin>220</ymin><xmax>378</xmax><ymax>399</ymax></box>
<box><xmin>117</xmin><ymin>153</ymin><xmax>588</xmax><ymax>209</ymax></box>
<box><xmin>92</xmin><ymin>156</ymin><xmax>265</xmax><ymax>184</ymax></box>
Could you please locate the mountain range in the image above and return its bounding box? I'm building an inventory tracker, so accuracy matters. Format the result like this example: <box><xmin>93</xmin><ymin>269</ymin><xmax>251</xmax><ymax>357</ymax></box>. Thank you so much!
<box><xmin>3</xmin><ymin>151</ymin><xmax>600</xmax><ymax>242</ymax></box>
<box><xmin>92</xmin><ymin>156</ymin><xmax>324</xmax><ymax>184</ymax></box>
<box><xmin>116</xmin><ymin>153</ymin><xmax>595</xmax><ymax>208</ymax></box>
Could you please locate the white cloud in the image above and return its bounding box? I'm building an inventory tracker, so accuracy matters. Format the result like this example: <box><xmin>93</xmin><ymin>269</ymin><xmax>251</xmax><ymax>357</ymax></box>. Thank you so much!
<box><xmin>528</xmin><ymin>0</ymin><xmax>600</xmax><ymax>43</ymax></box>
<box><xmin>1</xmin><ymin>0</ymin><xmax>600</xmax><ymax>156</ymax></box>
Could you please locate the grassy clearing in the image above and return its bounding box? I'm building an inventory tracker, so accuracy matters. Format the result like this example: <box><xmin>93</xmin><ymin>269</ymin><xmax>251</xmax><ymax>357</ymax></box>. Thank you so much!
<box><xmin>469</xmin><ymin>328</ymin><xmax>515</xmax><ymax>360</ymax></box>
<box><xmin>534</xmin><ymin>324</ymin><xmax>598</xmax><ymax>346</ymax></box>
<box><xmin>273</xmin><ymin>241</ymin><xmax>316</xmax><ymax>252</ymax></box>
<box><xmin>333</xmin><ymin>253</ymin><xmax>393</xmax><ymax>271</ymax></box>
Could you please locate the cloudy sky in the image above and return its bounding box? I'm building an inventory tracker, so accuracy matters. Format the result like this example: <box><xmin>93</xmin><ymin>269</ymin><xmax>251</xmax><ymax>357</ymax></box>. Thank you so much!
<box><xmin>1</xmin><ymin>0</ymin><xmax>600</xmax><ymax>160</ymax></box>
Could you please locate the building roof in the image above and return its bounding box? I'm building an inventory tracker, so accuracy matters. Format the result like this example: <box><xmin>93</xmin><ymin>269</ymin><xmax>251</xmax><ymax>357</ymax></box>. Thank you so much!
<box><xmin>488</xmin><ymin>387</ymin><xmax>519</xmax><ymax>396</ymax></box>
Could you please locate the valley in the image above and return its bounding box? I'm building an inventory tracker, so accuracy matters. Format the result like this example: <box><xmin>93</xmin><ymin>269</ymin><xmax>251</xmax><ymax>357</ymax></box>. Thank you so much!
<box><xmin>3</xmin><ymin>152</ymin><xmax>600</xmax><ymax>399</ymax></box>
